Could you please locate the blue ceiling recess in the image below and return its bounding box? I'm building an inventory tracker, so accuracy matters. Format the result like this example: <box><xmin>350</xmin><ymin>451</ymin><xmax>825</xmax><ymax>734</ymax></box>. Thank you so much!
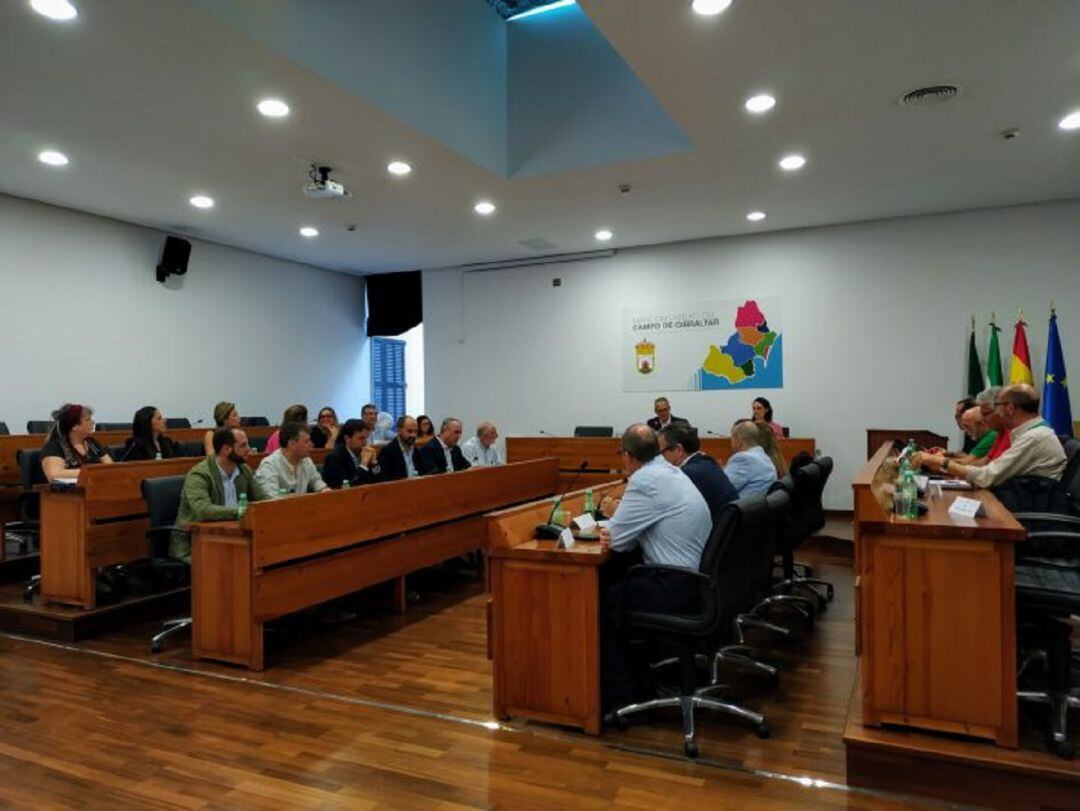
<box><xmin>194</xmin><ymin>0</ymin><xmax>690</xmax><ymax>179</ymax></box>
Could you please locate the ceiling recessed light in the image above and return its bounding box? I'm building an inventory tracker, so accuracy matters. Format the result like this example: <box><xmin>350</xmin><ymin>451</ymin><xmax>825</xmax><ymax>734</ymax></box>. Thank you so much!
<box><xmin>474</xmin><ymin>200</ymin><xmax>496</xmax><ymax>216</ymax></box>
<box><xmin>256</xmin><ymin>98</ymin><xmax>290</xmax><ymax>118</ymax></box>
<box><xmin>1059</xmin><ymin>110</ymin><xmax>1080</xmax><ymax>131</ymax></box>
<box><xmin>387</xmin><ymin>161</ymin><xmax>412</xmax><ymax>176</ymax></box>
<box><xmin>299</xmin><ymin>226</ymin><xmax>319</xmax><ymax>238</ymax></box>
<box><xmin>30</xmin><ymin>0</ymin><xmax>77</xmax><ymax>21</ymax></box>
<box><xmin>692</xmin><ymin>0</ymin><xmax>732</xmax><ymax>16</ymax></box>
<box><xmin>37</xmin><ymin>150</ymin><xmax>69</xmax><ymax>167</ymax></box>
<box><xmin>744</xmin><ymin>94</ymin><xmax>776</xmax><ymax>114</ymax></box>
<box><xmin>778</xmin><ymin>154</ymin><xmax>806</xmax><ymax>171</ymax></box>
<box><xmin>189</xmin><ymin>195</ymin><xmax>214</xmax><ymax>209</ymax></box>
<box><xmin>746</xmin><ymin>211</ymin><xmax>766</xmax><ymax>222</ymax></box>
<box><xmin>595</xmin><ymin>229</ymin><xmax>613</xmax><ymax>242</ymax></box>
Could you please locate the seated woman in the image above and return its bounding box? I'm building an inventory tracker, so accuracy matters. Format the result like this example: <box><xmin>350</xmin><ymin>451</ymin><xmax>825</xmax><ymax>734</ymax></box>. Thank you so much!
<box><xmin>122</xmin><ymin>406</ymin><xmax>180</xmax><ymax>460</ymax></box>
<box><xmin>41</xmin><ymin>403</ymin><xmax>114</xmax><ymax>482</ymax></box>
<box><xmin>312</xmin><ymin>406</ymin><xmax>340</xmax><ymax>449</ymax></box>
<box><xmin>751</xmin><ymin>396</ymin><xmax>785</xmax><ymax>439</ymax></box>
<box><xmin>203</xmin><ymin>400</ymin><xmax>241</xmax><ymax>455</ymax></box>
<box><xmin>416</xmin><ymin>414</ymin><xmax>436</xmax><ymax>447</ymax></box>
<box><xmin>263</xmin><ymin>404</ymin><xmax>308</xmax><ymax>454</ymax></box>
<box><xmin>755</xmin><ymin>422</ymin><xmax>788</xmax><ymax>478</ymax></box>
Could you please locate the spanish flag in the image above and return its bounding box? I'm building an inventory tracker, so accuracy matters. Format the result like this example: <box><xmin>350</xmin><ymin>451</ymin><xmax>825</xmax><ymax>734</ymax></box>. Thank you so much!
<box><xmin>1009</xmin><ymin>315</ymin><xmax>1034</xmax><ymax>385</ymax></box>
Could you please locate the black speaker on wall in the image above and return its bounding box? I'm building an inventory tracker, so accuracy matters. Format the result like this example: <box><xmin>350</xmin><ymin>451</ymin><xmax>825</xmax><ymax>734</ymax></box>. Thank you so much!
<box><xmin>156</xmin><ymin>236</ymin><xmax>191</xmax><ymax>283</ymax></box>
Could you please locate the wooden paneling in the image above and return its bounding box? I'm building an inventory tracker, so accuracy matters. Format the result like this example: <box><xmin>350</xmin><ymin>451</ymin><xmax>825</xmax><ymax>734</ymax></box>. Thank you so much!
<box><xmin>39</xmin><ymin>492</ymin><xmax>89</xmax><ymax>607</ymax></box>
<box><xmin>192</xmin><ymin>526</ymin><xmax>258</xmax><ymax>669</ymax></box>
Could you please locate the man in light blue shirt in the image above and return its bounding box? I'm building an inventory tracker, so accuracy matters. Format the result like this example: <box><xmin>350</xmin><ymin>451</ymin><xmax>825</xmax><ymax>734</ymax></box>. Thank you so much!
<box><xmin>599</xmin><ymin>424</ymin><xmax>712</xmax><ymax>714</ymax></box>
<box><xmin>724</xmin><ymin>420</ymin><xmax>778</xmax><ymax>496</ymax></box>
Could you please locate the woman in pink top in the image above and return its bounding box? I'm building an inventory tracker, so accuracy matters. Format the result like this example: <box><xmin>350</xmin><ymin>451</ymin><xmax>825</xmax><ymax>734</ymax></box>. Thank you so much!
<box><xmin>751</xmin><ymin>397</ymin><xmax>785</xmax><ymax>440</ymax></box>
<box><xmin>264</xmin><ymin>404</ymin><xmax>308</xmax><ymax>453</ymax></box>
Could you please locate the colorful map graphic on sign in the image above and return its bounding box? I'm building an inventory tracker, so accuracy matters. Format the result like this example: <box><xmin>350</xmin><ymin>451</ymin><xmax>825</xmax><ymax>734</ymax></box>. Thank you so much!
<box><xmin>697</xmin><ymin>300</ymin><xmax>782</xmax><ymax>389</ymax></box>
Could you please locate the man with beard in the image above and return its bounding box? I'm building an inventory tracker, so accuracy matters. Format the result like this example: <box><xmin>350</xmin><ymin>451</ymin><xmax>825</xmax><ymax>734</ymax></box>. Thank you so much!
<box><xmin>377</xmin><ymin>415</ymin><xmax>421</xmax><ymax>481</ymax></box>
<box><xmin>171</xmin><ymin>426</ymin><xmax>269</xmax><ymax>561</ymax></box>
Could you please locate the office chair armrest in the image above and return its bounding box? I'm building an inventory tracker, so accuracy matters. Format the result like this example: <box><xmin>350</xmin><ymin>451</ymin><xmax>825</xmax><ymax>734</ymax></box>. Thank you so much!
<box><xmin>1017</xmin><ymin>529</ymin><xmax>1080</xmax><ymax>564</ymax></box>
<box><xmin>1015</xmin><ymin>512</ymin><xmax>1080</xmax><ymax>528</ymax></box>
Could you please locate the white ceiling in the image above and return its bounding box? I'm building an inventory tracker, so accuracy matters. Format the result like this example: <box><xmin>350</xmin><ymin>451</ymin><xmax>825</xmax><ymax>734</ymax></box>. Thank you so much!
<box><xmin>2</xmin><ymin>0</ymin><xmax>1079</xmax><ymax>275</ymax></box>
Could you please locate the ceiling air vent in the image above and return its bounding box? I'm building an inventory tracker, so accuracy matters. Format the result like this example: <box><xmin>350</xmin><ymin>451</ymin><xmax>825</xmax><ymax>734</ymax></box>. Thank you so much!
<box><xmin>900</xmin><ymin>84</ymin><xmax>960</xmax><ymax>107</ymax></box>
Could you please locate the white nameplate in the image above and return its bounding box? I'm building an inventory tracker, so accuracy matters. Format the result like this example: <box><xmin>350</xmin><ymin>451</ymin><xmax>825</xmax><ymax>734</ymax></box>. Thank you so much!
<box><xmin>556</xmin><ymin>526</ymin><xmax>576</xmax><ymax>550</ymax></box>
<box><xmin>572</xmin><ymin>513</ymin><xmax>597</xmax><ymax>532</ymax></box>
<box><xmin>948</xmin><ymin>497</ymin><xmax>985</xmax><ymax>519</ymax></box>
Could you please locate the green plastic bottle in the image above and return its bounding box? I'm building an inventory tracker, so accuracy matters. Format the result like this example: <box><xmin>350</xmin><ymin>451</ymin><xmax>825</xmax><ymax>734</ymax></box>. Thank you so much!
<box><xmin>583</xmin><ymin>488</ymin><xmax>595</xmax><ymax>514</ymax></box>
<box><xmin>237</xmin><ymin>493</ymin><xmax>248</xmax><ymax>518</ymax></box>
<box><xmin>342</xmin><ymin>479</ymin><xmax>351</xmax><ymax>490</ymax></box>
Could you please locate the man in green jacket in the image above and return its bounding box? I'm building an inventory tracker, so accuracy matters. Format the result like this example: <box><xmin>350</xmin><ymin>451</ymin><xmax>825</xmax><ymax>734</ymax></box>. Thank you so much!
<box><xmin>171</xmin><ymin>426</ymin><xmax>270</xmax><ymax>561</ymax></box>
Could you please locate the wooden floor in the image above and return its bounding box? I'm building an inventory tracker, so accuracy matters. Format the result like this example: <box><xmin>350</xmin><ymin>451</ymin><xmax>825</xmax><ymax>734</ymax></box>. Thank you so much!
<box><xmin>0</xmin><ymin>537</ymin><xmax>954</xmax><ymax>808</ymax></box>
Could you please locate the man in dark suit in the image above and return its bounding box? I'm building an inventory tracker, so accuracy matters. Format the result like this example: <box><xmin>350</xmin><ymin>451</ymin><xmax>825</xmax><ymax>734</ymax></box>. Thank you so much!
<box><xmin>646</xmin><ymin>396</ymin><xmax>689</xmax><ymax>432</ymax></box>
<box><xmin>322</xmin><ymin>419</ymin><xmax>381</xmax><ymax>488</ymax></box>
<box><xmin>418</xmin><ymin>417</ymin><xmax>472</xmax><ymax>475</ymax></box>
<box><xmin>376</xmin><ymin>415</ymin><xmax>420</xmax><ymax>481</ymax></box>
<box><xmin>658</xmin><ymin>424</ymin><xmax>737</xmax><ymax>525</ymax></box>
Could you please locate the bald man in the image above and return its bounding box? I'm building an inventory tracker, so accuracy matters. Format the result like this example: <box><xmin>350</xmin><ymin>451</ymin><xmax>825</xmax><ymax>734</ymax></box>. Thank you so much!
<box><xmin>938</xmin><ymin>384</ymin><xmax>1066</xmax><ymax>488</ymax></box>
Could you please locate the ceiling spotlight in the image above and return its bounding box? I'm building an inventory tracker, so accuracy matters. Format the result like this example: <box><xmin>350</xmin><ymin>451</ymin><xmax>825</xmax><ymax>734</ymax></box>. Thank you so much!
<box><xmin>778</xmin><ymin>154</ymin><xmax>806</xmax><ymax>171</ymax></box>
<box><xmin>744</xmin><ymin>94</ymin><xmax>776</xmax><ymax>114</ymax></box>
<box><xmin>37</xmin><ymin>150</ymin><xmax>69</xmax><ymax>167</ymax></box>
<box><xmin>256</xmin><ymin>98</ymin><xmax>290</xmax><ymax>118</ymax></box>
<box><xmin>692</xmin><ymin>0</ymin><xmax>732</xmax><ymax>16</ymax></box>
<box><xmin>746</xmin><ymin>211</ymin><xmax>766</xmax><ymax>222</ymax></box>
<box><xmin>189</xmin><ymin>195</ymin><xmax>214</xmax><ymax>209</ymax></box>
<box><xmin>1059</xmin><ymin>110</ymin><xmax>1080</xmax><ymax>131</ymax></box>
<box><xmin>474</xmin><ymin>200</ymin><xmax>496</xmax><ymax>216</ymax></box>
<box><xmin>595</xmin><ymin>229</ymin><xmax>613</xmax><ymax>242</ymax></box>
<box><xmin>30</xmin><ymin>0</ymin><xmax>78</xmax><ymax>21</ymax></box>
<box><xmin>387</xmin><ymin>161</ymin><xmax>412</xmax><ymax>176</ymax></box>
<box><xmin>299</xmin><ymin>226</ymin><xmax>319</xmax><ymax>238</ymax></box>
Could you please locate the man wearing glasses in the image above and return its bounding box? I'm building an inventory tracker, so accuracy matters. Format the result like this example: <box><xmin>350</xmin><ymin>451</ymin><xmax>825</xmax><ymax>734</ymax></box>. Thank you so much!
<box><xmin>926</xmin><ymin>384</ymin><xmax>1065</xmax><ymax>487</ymax></box>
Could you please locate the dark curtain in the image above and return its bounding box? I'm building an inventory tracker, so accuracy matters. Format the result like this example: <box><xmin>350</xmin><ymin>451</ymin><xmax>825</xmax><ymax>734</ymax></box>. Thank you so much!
<box><xmin>365</xmin><ymin>270</ymin><xmax>422</xmax><ymax>337</ymax></box>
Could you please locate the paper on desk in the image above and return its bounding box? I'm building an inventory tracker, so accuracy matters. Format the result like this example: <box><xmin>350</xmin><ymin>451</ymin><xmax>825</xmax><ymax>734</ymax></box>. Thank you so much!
<box><xmin>596</xmin><ymin>520</ymin><xmax>611</xmax><ymax>529</ymax></box>
<box><xmin>948</xmin><ymin>496</ymin><xmax>985</xmax><ymax>519</ymax></box>
<box><xmin>937</xmin><ymin>479</ymin><xmax>972</xmax><ymax>489</ymax></box>
<box><xmin>53</xmin><ymin>477</ymin><xmax>78</xmax><ymax>485</ymax></box>
<box><xmin>572</xmin><ymin>513</ymin><xmax>597</xmax><ymax>532</ymax></box>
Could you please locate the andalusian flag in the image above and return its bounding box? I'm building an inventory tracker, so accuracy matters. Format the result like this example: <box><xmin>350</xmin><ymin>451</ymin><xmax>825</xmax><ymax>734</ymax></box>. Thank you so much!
<box><xmin>1042</xmin><ymin>310</ymin><xmax>1073</xmax><ymax>436</ymax></box>
<box><xmin>1009</xmin><ymin>315</ymin><xmax>1034</xmax><ymax>385</ymax></box>
<box><xmin>987</xmin><ymin>318</ymin><xmax>1003</xmax><ymax>386</ymax></box>
<box><xmin>966</xmin><ymin>318</ymin><xmax>984</xmax><ymax>397</ymax></box>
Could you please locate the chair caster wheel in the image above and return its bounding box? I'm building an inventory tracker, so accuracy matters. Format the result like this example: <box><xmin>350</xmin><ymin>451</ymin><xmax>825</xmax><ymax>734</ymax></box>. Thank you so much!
<box><xmin>756</xmin><ymin>723</ymin><xmax>771</xmax><ymax>740</ymax></box>
<box><xmin>150</xmin><ymin>642</ymin><xmax>164</xmax><ymax>654</ymax></box>
<box><xmin>1052</xmin><ymin>740</ymin><xmax>1076</xmax><ymax>760</ymax></box>
<box><xmin>684</xmin><ymin>740</ymin><xmax>698</xmax><ymax>758</ymax></box>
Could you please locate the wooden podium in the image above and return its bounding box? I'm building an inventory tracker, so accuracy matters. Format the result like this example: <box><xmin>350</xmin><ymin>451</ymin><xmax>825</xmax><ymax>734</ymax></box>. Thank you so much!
<box><xmin>853</xmin><ymin>442</ymin><xmax>1025</xmax><ymax>747</ymax></box>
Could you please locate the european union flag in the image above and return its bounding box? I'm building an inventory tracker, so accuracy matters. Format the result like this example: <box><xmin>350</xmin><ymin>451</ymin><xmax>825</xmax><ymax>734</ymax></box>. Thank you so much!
<box><xmin>1042</xmin><ymin>312</ymin><xmax>1073</xmax><ymax>437</ymax></box>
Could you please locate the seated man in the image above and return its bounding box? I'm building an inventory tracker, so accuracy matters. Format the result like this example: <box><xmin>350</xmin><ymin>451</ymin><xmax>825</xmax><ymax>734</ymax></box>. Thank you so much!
<box><xmin>724</xmin><ymin>420</ymin><xmax>778</xmax><ymax>496</ymax></box>
<box><xmin>254</xmin><ymin>421</ymin><xmax>329</xmax><ymax>496</ymax></box>
<box><xmin>936</xmin><ymin>384</ymin><xmax>1066</xmax><ymax>488</ymax></box>
<box><xmin>377</xmin><ymin>415</ymin><xmax>421</xmax><ymax>481</ymax></box>
<box><xmin>976</xmin><ymin>386</ymin><xmax>1011</xmax><ymax>461</ymax></box>
<box><xmin>418</xmin><ymin>417</ymin><xmax>472</xmax><ymax>475</ymax></box>
<box><xmin>461</xmin><ymin>421</ymin><xmax>501</xmax><ymax>467</ymax></box>
<box><xmin>171</xmin><ymin>426</ymin><xmax>269</xmax><ymax>561</ymax></box>
<box><xmin>598</xmin><ymin>424</ymin><xmax>711</xmax><ymax>712</ymax></box>
<box><xmin>646</xmin><ymin>396</ymin><xmax>689</xmax><ymax>432</ymax></box>
<box><xmin>322</xmin><ymin>418</ymin><xmax>381</xmax><ymax>488</ymax></box>
<box><xmin>954</xmin><ymin>396</ymin><xmax>978</xmax><ymax>453</ymax></box>
<box><xmin>915</xmin><ymin>402</ymin><xmax>999</xmax><ymax>470</ymax></box>
<box><xmin>361</xmin><ymin>402</ymin><xmax>394</xmax><ymax>444</ymax></box>
<box><xmin>659</xmin><ymin>423</ymin><xmax>737</xmax><ymax>525</ymax></box>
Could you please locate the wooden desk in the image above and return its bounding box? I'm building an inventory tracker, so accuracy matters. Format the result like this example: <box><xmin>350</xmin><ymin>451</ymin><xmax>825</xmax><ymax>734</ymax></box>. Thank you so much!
<box><xmin>37</xmin><ymin>447</ymin><xmax>321</xmax><ymax>609</ymax></box>
<box><xmin>191</xmin><ymin>458</ymin><xmax>560</xmax><ymax>670</ymax></box>
<box><xmin>506</xmin><ymin>436</ymin><xmax>816</xmax><ymax>488</ymax></box>
<box><xmin>487</xmin><ymin>481</ymin><xmax>625</xmax><ymax>735</ymax></box>
<box><xmin>853</xmin><ymin>442</ymin><xmax>1025</xmax><ymax>747</ymax></box>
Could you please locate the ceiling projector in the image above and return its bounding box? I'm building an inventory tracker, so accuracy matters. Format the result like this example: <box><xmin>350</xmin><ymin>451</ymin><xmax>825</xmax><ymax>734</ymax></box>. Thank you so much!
<box><xmin>303</xmin><ymin>165</ymin><xmax>350</xmax><ymax>199</ymax></box>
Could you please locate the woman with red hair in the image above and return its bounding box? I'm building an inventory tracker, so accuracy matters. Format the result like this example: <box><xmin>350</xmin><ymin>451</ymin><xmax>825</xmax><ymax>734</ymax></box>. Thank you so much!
<box><xmin>40</xmin><ymin>403</ymin><xmax>114</xmax><ymax>482</ymax></box>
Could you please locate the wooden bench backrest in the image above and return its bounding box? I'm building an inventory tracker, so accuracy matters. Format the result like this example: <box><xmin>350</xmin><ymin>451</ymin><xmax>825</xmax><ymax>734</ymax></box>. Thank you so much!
<box><xmin>246</xmin><ymin>458</ymin><xmax>560</xmax><ymax>569</ymax></box>
<box><xmin>505</xmin><ymin>436</ymin><xmax>816</xmax><ymax>470</ymax></box>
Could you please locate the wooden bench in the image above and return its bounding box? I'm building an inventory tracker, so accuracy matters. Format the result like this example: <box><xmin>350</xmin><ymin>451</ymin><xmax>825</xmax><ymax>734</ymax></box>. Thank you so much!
<box><xmin>191</xmin><ymin>458</ymin><xmax>560</xmax><ymax>670</ymax></box>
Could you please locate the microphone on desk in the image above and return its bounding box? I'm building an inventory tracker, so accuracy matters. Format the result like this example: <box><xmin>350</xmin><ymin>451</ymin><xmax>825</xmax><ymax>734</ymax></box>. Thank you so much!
<box><xmin>535</xmin><ymin>461</ymin><xmax>588</xmax><ymax>540</ymax></box>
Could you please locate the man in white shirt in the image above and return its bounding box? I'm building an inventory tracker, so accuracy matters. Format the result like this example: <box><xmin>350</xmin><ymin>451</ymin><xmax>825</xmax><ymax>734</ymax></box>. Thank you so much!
<box><xmin>941</xmin><ymin>384</ymin><xmax>1066</xmax><ymax>488</ymax></box>
<box><xmin>461</xmin><ymin>421</ymin><xmax>502</xmax><ymax>467</ymax></box>
<box><xmin>254</xmin><ymin>422</ymin><xmax>329</xmax><ymax>496</ymax></box>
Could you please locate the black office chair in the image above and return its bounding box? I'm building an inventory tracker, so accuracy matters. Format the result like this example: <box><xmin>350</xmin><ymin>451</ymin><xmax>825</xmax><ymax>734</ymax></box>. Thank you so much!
<box><xmin>140</xmin><ymin>476</ymin><xmax>191</xmax><ymax>653</ymax></box>
<box><xmin>95</xmin><ymin>422</ymin><xmax>128</xmax><ymax>432</ymax></box>
<box><xmin>165</xmin><ymin>418</ymin><xmax>191</xmax><ymax>429</ymax></box>
<box><xmin>608</xmin><ymin>495</ymin><xmax>772</xmax><ymax>756</ymax></box>
<box><xmin>781</xmin><ymin>426</ymin><xmax>790</xmax><ymax>438</ymax></box>
<box><xmin>26</xmin><ymin>420</ymin><xmax>51</xmax><ymax>434</ymax></box>
<box><xmin>176</xmin><ymin>441</ymin><xmax>205</xmax><ymax>457</ymax></box>
<box><xmin>240</xmin><ymin>416</ymin><xmax>270</xmax><ymax>427</ymax></box>
<box><xmin>249</xmin><ymin>436</ymin><xmax>268</xmax><ymax>453</ymax></box>
<box><xmin>0</xmin><ymin>422</ymin><xmax>8</xmax><ymax>436</ymax></box>
<box><xmin>574</xmin><ymin>426</ymin><xmax>614</xmax><ymax>438</ymax></box>
<box><xmin>15</xmin><ymin>450</ymin><xmax>46</xmax><ymax>599</ymax></box>
<box><xmin>770</xmin><ymin>457</ymin><xmax>835</xmax><ymax>606</ymax></box>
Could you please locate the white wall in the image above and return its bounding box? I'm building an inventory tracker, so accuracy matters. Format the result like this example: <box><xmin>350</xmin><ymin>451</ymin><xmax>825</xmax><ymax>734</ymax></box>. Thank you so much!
<box><xmin>0</xmin><ymin>194</ymin><xmax>369</xmax><ymax>432</ymax></box>
<box><xmin>423</xmin><ymin>200</ymin><xmax>1080</xmax><ymax>509</ymax></box>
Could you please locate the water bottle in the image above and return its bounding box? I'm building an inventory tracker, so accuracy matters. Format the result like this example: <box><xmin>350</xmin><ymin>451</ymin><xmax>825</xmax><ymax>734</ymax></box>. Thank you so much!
<box><xmin>903</xmin><ymin>469</ymin><xmax>919</xmax><ymax>519</ymax></box>
<box><xmin>154</xmin><ymin>451</ymin><xmax>162</xmax><ymax>461</ymax></box>
<box><xmin>237</xmin><ymin>493</ymin><xmax>248</xmax><ymax>518</ymax></box>
<box><xmin>583</xmin><ymin>488</ymin><xmax>595</xmax><ymax>515</ymax></box>
<box><xmin>342</xmin><ymin>479</ymin><xmax>351</xmax><ymax>490</ymax></box>
<box><xmin>895</xmin><ymin>463</ymin><xmax>910</xmax><ymax>517</ymax></box>
<box><xmin>278</xmin><ymin>487</ymin><xmax>288</xmax><ymax>498</ymax></box>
